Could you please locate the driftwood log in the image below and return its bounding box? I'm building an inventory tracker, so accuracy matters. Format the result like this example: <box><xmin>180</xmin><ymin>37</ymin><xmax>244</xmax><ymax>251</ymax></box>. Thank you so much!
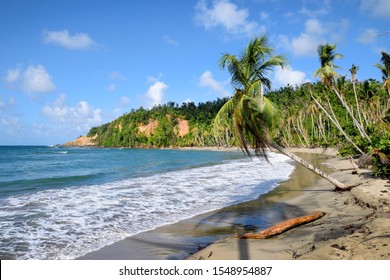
<box><xmin>237</xmin><ymin>211</ymin><xmax>326</xmax><ymax>239</ymax></box>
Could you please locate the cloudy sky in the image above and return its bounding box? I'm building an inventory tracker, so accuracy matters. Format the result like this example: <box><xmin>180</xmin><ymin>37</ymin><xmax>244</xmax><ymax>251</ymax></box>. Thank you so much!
<box><xmin>1</xmin><ymin>0</ymin><xmax>389</xmax><ymax>145</ymax></box>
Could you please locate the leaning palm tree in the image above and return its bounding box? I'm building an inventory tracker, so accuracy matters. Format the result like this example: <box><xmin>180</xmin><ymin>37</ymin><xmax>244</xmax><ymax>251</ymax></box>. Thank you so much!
<box><xmin>349</xmin><ymin>64</ymin><xmax>364</xmax><ymax>129</ymax></box>
<box><xmin>214</xmin><ymin>35</ymin><xmax>351</xmax><ymax>190</ymax></box>
<box><xmin>312</xmin><ymin>44</ymin><xmax>370</xmax><ymax>149</ymax></box>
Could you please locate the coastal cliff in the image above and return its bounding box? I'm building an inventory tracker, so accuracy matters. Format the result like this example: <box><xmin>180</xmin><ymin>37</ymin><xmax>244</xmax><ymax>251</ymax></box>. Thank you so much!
<box><xmin>64</xmin><ymin>118</ymin><xmax>191</xmax><ymax>147</ymax></box>
<box><xmin>63</xmin><ymin>135</ymin><xmax>97</xmax><ymax>147</ymax></box>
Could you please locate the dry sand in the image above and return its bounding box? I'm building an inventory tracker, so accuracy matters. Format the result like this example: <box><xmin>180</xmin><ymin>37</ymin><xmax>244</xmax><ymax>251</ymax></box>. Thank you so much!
<box><xmin>187</xmin><ymin>150</ymin><xmax>390</xmax><ymax>260</ymax></box>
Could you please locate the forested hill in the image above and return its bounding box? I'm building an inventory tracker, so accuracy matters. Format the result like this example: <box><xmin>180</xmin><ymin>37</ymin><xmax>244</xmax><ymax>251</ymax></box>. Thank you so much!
<box><xmin>77</xmin><ymin>78</ymin><xmax>389</xmax><ymax>177</ymax></box>
<box><xmin>85</xmin><ymin>97</ymin><xmax>234</xmax><ymax>148</ymax></box>
<box><xmin>84</xmin><ymin>78</ymin><xmax>388</xmax><ymax>151</ymax></box>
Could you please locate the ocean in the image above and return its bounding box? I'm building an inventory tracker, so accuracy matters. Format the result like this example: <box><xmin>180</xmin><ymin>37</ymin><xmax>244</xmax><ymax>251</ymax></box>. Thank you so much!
<box><xmin>0</xmin><ymin>146</ymin><xmax>294</xmax><ymax>260</ymax></box>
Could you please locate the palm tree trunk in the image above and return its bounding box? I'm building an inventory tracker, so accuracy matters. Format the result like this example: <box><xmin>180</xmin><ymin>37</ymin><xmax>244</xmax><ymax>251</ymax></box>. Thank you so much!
<box><xmin>297</xmin><ymin>115</ymin><xmax>310</xmax><ymax>147</ymax></box>
<box><xmin>266</xmin><ymin>140</ymin><xmax>351</xmax><ymax>190</ymax></box>
<box><xmin>332</xmin><ymin>86</ymin><xmax>371</xmax><ymax>142</ymax></box>
<box><xmin>311</xmin><ymin>93</ymin><xmax>365</xmax><ymax>155</ymax></box>
<box><xmin>352</xmin><ymin>82</ymin><xmax>364</xmax><ymax>131</ymax></box>
<box><xmin>317</xmin><ymin>115</ymin><xmax>328</xmax><ymax>143</ymax></box>
<box><xmin>292</xmin><ymin>118</ymin><xmax>307</xmax><ymax>147</ymax></box>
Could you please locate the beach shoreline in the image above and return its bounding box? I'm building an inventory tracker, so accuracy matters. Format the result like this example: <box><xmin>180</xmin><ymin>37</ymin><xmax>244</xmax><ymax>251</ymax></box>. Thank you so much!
<box><xmin>187</xmin><ymin>148</ymin><xmax>390</xmax><ymax>260</ymax></box>
<box><xmin>78</xmin><ymin>149</ymin><xmax>321</xmax><ymax>260</ymax></box>
<box><xmin>78</xmin><ymin>148</ymin><xmax>348</xmax><ymax>260</ymax></box>
<box><xmin>77</xmin><ymin>147</ymin><xmax>390</xmax><ymax>260</ymax></box>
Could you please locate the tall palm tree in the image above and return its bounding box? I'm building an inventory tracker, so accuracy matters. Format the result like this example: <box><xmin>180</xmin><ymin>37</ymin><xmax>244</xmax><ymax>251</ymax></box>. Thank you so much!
<box><xmin>349</xmin><ymin>64</ymin><xmax>364</xmax><ymax>129</ymax></box>
<box><xmin>216</xmin><ymin>35</ymin><xmax>286</xmax><ymax>158</ymax></box>
<box><xmin>214</xmin><ymin>35</ymin><xmax>350</xmax><ymax>190</ymax></box>
<box><xmin>374</xmin><ymin>51</ymin><xmax>390</xmax><ymax>96</ymax></box>
<box><xmin>313</xmin><ymin>44</ymin><xmax>370</xmax><ymax>148</ymax></box>
<box><xmin>314</xmin><ymin>44</ymin><xmax>343</xmax><ymax>87</ymax></box>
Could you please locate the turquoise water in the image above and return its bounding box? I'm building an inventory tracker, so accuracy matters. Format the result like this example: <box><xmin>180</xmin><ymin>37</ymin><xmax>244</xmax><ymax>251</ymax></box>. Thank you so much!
<box><xmin>0</xmin><ymin>146</ymin><xmax>294</xmax><ymax>259</ymax></box>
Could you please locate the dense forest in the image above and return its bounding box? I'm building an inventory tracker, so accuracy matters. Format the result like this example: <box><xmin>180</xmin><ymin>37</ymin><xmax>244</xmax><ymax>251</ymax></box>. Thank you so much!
<box><xmin>87</xmin><ymin>49</ymin><xmax>390</xmax><ymax>178</ymax></box>
<box><xmin>87</xmin><ymin>98</ymin><xmax>235</xmax><ymax>148</ymax></box>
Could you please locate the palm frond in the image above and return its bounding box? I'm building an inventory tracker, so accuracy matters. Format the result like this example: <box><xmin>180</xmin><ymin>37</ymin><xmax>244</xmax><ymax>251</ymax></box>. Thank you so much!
<box><xmin>215</xmin><ymin>34</ymin><xmax>285</xmax><ymax>160</ymax></box>
<box><xmin>213</xmin><ymin>97</ymin><xmax>234</xmax><ymax>129</ymax></box>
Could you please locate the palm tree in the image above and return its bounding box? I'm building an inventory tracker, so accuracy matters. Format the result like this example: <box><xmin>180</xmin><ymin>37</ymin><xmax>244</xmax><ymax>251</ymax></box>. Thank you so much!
<box><xmin>214</xmin><ymin>35</ymin><xmax>350</xmax><ymax>190</ymax></box>
<box><xmin>313</xmin><ymin>44</ymin><xmax>343</xmax><ymax>87</ymax></box>
<box><xmin>312</xmin><ymin>44</ymin><xmax>370</xmax><ymax>149</ymax></box>
<box><xmin>374</xmin><ymin>51</ymin><xmax>390</xmax><ymax>96</ymax></box>
<box><xmin>349</xmin><ymin>64</ymin><xmax>364</xmax><ymax>129</ymax></box>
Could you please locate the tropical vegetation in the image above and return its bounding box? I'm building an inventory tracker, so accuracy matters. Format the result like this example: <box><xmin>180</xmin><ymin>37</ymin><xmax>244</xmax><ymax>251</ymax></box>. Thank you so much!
<box><xmin>86</xmin><ymin>36</ymin><xmax>389</xmax><ymax>180</ymax></box>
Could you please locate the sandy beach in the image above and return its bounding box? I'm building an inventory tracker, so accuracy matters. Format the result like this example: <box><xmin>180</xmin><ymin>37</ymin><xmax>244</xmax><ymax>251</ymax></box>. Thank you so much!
<box><xmin>188</xmin><ymin>148</ymin><xmax>390</xmax><ymax>260</ymax></box>
<box><xmin>78</xmin><ymin>147</ymin><xmax>388</xmax><ymax>260</ymax></box>
<box><xmin>79</xmin><ymin>150</ymin><xmax>328</xmax><ymax>260</ymax></box>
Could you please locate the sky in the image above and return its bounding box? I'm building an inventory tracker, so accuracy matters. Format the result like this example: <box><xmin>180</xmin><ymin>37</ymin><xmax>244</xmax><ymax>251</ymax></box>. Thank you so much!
<box><xmin>0</xmin><ymin>0</ymin><xmax>389</xmax><ymax>145</ymax></box>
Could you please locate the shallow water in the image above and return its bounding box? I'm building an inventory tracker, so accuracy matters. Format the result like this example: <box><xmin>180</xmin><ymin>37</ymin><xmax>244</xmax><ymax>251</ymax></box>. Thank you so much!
<box><xmin>0</xmin><ymin>146</ymin><xmax>294</xmax><ymax>259</ymax></box>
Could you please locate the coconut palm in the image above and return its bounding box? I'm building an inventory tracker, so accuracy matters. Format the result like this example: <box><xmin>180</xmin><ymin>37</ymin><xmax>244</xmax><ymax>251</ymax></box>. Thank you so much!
<box><xmin>374</xmin><ymin>51</ymin><xmax>390</xmax><ymax>96</ymax></box>
<box><xmin>214</xmin><ymin>35</ymin><xmax>350</xmax><ymax>190</ymax></box>
<box><xmin>314</xmin><ymin>44</ymin><xmax>343</xmax><ymax>87</ymax></box>
<box><xmin>313</xmin><ymin>44</ymin><xmax>370</xmax><ymax>148</ymax></box>
<box><xmin>349</xmin><ymin>64</ymin><xmax>364</xmax><ymax>129</ymax></box>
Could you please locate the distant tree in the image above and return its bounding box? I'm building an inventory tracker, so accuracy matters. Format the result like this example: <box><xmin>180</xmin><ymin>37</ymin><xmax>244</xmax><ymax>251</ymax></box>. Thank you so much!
<box><xmin>312</xmin><ymin>44</ymin><xmax>370</xmax><ymax>151</ymax></box>
<box><xmin>314</xmin><ymin>44</ymin><xmax>343</xmax><ymax>87</ymax></box>
<box><xmin>349</xmin><ymin>64</ymin><xmax>364</xmax><ymax>128</ymax></box>
<box><xmin>374</xmin><ymin>51</ymin><xmax>390</xmax><ymax>95</ymax></box>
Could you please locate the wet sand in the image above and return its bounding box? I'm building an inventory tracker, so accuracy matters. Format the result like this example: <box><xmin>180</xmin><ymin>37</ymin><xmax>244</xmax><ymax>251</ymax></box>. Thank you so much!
<box><xmin>188</xmin><ymin>152</ymin><xmax>390</xmax><ymax>260</ymax></box>
<box><xmin>80</xmin><ymin>151</ymin><xmax>342</xmax><ymax>260</ymax></box>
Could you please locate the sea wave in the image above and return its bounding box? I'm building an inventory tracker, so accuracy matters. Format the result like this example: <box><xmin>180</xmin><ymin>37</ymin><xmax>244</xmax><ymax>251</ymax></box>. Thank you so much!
<box><xmin>0</xmin><ymin>152</ymin><xmax>294</xmax><ymax>259</ymax></box>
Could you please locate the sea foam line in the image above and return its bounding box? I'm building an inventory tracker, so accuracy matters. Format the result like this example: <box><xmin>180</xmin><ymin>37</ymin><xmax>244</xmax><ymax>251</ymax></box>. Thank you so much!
<box><xmin>0</xmin><ymin>152</ymin><xmax>294</xmax><ymax>259</ymax></box>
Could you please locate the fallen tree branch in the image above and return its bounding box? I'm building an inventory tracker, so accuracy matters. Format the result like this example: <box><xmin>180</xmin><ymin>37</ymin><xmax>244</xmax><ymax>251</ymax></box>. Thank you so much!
<box><xmin>237</xmin><ymin>211</ymin><xmax>326</xmax><ymax>239</ymax></box>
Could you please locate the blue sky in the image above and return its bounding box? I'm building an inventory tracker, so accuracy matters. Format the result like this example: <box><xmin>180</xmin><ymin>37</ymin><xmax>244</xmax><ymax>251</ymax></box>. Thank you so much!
<box><xmin>1</xmin><ymin>0</ymin><xmax>389</xmax><ymax>145</ymax></box>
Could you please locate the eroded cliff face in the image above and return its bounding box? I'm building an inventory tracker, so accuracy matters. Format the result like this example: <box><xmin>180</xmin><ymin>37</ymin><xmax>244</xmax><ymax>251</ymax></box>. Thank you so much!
<box><xmin>63</xmin><ymin>135</ymin><xmax>97</xmax><ymax>147</ymax></box>
<box><xmin>137</xmin><ymin>118</ymin><xmax>190</xmax><ymax>137</ymax></box>
<box><xmin>63</xmin><ymin>118</ymin><xmax>191</xmax><ymax>147</ymax></box>
<box><xmin>177</xmin><ymin>119</ymin><xmax>190</xmax><ymax>137</ymax></box>
<box><xmin>138</xmin><ymin>119</ymin><xmax>159</xmax><ymax>137</ymax></box>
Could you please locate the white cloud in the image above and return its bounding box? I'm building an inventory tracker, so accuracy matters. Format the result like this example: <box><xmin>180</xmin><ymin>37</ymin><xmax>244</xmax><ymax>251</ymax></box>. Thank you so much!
<box><xmin>42</xmin><ymin>29</ymin><xmax>96</xmax><ymax>50</ymax></box>
<box><xmin>0</xmin><ymin>95</ymin><xmax>23</xmax><ymax>138</ymax></box>
<box><xmin>113</xmin><ymin>96</ymin><xmax>131</xmax><ymax>114</ymax></box>
<box><xmin>162</xmin><ymin>35</ymin><xmax>179</xmax><ymax>46</ymax></box>
<box><xmin>194</xmin><ymin>0</ymin><xmax>266</xmax><ymax>37</ymax></box>
<box><xmin>357</xmin><ymin>28</ymin><xmax>378</xmax><ymax>44</ymax></box>
<box><xmin>280</xmin><ymin>18</ymin><xmax>349</xmax><ymax>57</ymax></box>
<box><xmin>4</xmin><ymin>68</ymin><xmax>21</xmax><ymax>83</ymax></box>
<box><xmin>290</xmin><ymin>19</ymin><xmax>325</xmax><ymax>57</ymax></box>
<box><xmin>0</xmin><ymin>95</ymin><xmax>14</xmax><ymax>115</ymax></box>
<box><xmin>4</xmin><ymin>65</ymin><xmax>56</xmax><ymax>96</ymax></box>
<box><xmin>23</xmin><ymin>65</ymin><xmax>56</xmax><ymax>94</ymax></box>
<box><xmin>42</xmin><ymin>94</ymin><xmax>102</xmax><ymax>130</ymax></box>
<box><xmin>1</xmin><ymin>116</ymin><xmax>23</xmax><ymax>135</ymax></box>
<box><xmin>273</xmin><ymin>65</ymin><xmax>310</xmax><ymax>88</ymax></box>
<box><xmin>147</xmin><ymin>73</ymin><xmax>163</xmax><ymax>83</ymax></box>
<box><xmin>299</xmin><ymin>0</ymin><xmax>331</xmax><ymax>17</ymax></box>
<box><xmin>361</xmin><ymin>0</ymin><xmax>390</xmax><ymax>18</ymax></box>
<box><xmin>199</xmin><ymin>70</ymin><xmax>230</xmax><ymax>97</ymax></box>
<box><xmin>145</xmin><ymin>81</ymin><xmax>168</xmax><ymax>108</ymax></box>
<box><xmin>107</xmin><ymin>83</ymin><xmax>116</xmax><ymax>92</ymax></box>
<box><xmin>260</xmin><ymin>11</ymin><xmax>269</xmax><ymax>21</ymax></box>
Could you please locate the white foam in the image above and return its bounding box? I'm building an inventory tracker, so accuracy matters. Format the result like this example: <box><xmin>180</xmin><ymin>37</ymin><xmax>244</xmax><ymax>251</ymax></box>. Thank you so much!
<box><xmin>0</xmin><ymin>152</ymin><xmax>294</xmax><ymax>259</ymax></box>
